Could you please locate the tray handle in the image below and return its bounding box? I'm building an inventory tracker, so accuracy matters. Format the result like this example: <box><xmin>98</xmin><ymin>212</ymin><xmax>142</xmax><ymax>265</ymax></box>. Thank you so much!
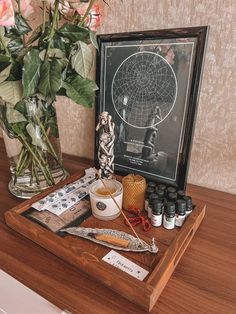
<box><xmin>147</xmin><ymin>204</ymin><xmax>206</xmax><ymax>312</ymax></box>
<box><xmin>173</xmin><ymin>228</ymin><xmax>194</xmax><ymax>267</ymax></box>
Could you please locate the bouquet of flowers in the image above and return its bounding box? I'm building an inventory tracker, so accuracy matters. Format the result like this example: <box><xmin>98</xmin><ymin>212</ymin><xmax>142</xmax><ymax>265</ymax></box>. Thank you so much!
<box><xmin>0</xmin><ymin>0</ymin><xmax>101</xmax><ymax>197</ymax></box>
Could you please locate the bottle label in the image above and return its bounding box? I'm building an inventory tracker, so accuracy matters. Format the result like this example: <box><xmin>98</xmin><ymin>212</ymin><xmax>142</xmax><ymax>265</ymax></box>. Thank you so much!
<box><xmin>163</xmin><ymin>215</ymin><xmax>175</xmax><ymax>229</ymax></box>
<box><xmin>186</xmin><ymin>209</ymin><xmax>192</xmax><ymax>217</ymax></box>
<box><xmin>175</xmin><ymin>214</ymin><xmax>186</xmax><ymax>227</ymax></box>
<box><xmin>151</xmin><ymin>213</ymin><xmax>162</xmax><ymax>227</ymax></box>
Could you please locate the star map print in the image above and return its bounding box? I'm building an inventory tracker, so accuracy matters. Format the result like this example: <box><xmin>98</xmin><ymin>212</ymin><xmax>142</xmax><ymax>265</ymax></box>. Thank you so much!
<box><xmin>111</xmin><ymin>51</ymin><xmax>177</xmax><ymax>128</ymax></box>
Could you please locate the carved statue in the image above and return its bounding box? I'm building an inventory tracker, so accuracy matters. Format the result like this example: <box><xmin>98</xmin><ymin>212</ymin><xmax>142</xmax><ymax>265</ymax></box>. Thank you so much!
<box><xmin>96</xmin><ymin>111</ymin><xmax>115</xmax><ymax>178</ymax></box>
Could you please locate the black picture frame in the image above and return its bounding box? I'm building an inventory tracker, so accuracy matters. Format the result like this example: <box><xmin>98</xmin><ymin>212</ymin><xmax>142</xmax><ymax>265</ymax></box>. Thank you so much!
<box><xmin>95</xmin><ymin>26</ymin><xmax>209</xmax><ymax>190</ymax></box>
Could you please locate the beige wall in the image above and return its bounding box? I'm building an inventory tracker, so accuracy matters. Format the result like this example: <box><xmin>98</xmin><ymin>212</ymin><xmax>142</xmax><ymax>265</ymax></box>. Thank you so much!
<box><xmin>1</xmin><ymin>0</ymin><xmax>236</xmax><ymax>194</ymax></box>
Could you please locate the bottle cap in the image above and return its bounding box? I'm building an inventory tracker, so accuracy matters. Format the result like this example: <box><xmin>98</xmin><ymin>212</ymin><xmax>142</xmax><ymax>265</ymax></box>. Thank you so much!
<box><xmin>151</xmin><ymin>200</ymin><xmax>163</xmax><ymax>214</ymax></box>
<box><xmin>176</xmin><ymin>199</ymin><xmax>186</xmax><ymax>214</ymax></box>
<box><xmin>157</xmin><ymin>184</ymin><xmax>166</xmax><ymax>191</ymax></box>
<box><xmin>177</xmin><ymin>190</ymin><xmax>185</xmax><ymax>199</ymax></box>
<box><xmin>168</xmin><ymin>192</ymin><xmax>177</xmax><ymax>202</ymax></box>
<box><xmin>183</xmin><ymin>196</ymin><xmax>193</xmax><ymax>209</ymax></box>
<box><xmin>148</xmin><ymin>181</ymin><xmax>156</xmax><ymax>189</ymax></box>
<box><xmin>156</xmin><ymin>189</ymin><xmax>165</xmax><ymax>199</ymax></box>
<box><xmin>146</xmin><ymin>187</ymin><xmax>155</xmax><ymax>198</ymax></box>
<box><xmin>149</xmin><ymin>193</ymin><xmax>159</xmax><ymax>203</ymax></box>
<box><xmin>165</xmin><ymin>202</ymin><xmax>176</xmax><ymax>214</ymax></box>
<box><xmin>167</xmin><ymin>186</ymin><xmax>176</xmax><ymax>194</ymax></box>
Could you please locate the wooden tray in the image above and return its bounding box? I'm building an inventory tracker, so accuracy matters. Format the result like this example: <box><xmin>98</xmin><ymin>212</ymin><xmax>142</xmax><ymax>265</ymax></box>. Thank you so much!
<box><xmin>4</xmin><ymin>170</ymin><xmax>206</xmax><ymax>312</ymax></box>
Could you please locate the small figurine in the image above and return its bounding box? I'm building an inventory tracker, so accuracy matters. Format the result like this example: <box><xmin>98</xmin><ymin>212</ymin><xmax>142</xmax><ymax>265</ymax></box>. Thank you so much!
<box><xmin>96</xmin><ymin>111</ymin><xmax>115</xmax><ymax>178</ymax></box>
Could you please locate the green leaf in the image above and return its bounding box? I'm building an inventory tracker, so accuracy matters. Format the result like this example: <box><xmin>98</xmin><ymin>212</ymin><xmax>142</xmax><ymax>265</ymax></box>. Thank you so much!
<box><xmin>0</xmin><ymin>27</ymin><xmax>10</xmax><ymax>47</ymax></box>
<box><xmin>0</xmin><ymin>80</ymin><xmax>23</xmax><ymax>105</ymax></box>
<box><xmin>14</xmin><ymin>99</ymin><xmax>28</xmax><ymax>117</ymax></box>
<box><xmin>0</xmin><ymin>64</ymin><xmax>12</xmax><ymax>83</ymax></box>
<box><xmin>22</xmin><ymin>49</ymin><xmax>42</xmax><ymax>97</ymax></box>
<box><xmin>4</xmin><ymin>101</ymin><xmax>28</xmax><ymax>137</ymax></box>
<box><xmin>7</xmin><ymin>37</ymin><xmax>23</xmax><ymax>56</ymax></box>
<box><xmin>16</xmin><ymin>47</ymin><xmax>31</xmax><ymax>63</ymax></box>
<box><xmin>11</xmin><ymin>121</ymin><xmax>27</xmax><ymax>136</ymax></box>
<box><xmin>26</xmin><ymin>22</ymin><xmax>49</xmax><ymax>46</ymax></box>
<box><xmin>89</xmin><ymin>31</ymin><xmax>99</xmax><ymax>50</ymax></box>
<box><xmin>51</xmin><ymin>34</ymin><xmax>67</xmax><ymax>52</ymax></box>
<box><xmin>39</xmin><ymin>48</ymin><xmax>66</xmax><ymax>61</ymax></box>
<box><xmin>0</xmin><ymin>100</ymin><xmax>15</xmax><ymax>138</ymax></box>
<box><xmin>71</xmin><ymin>41</ymin><xmax>93</xmax><ymax>78</ymax></box>
<box><xmin>48</xmin><ymin>121</ymin><xmax>59</xmax><ymax>138</ymax></box>
<box><xmin>26</xmin><ymin>123</ymin><xmax>47</xmax><ymax>150</ymax></box>
<box><xmin>0</xmin><ymin>55</ymin><xmax>11</xmax><ymax>82</ymax></box>
<box><xmin>14</xmin><ymin>97</ymin><xmax>44</xmax><ymax>121</ymax></box>
<box><xmin>38</xmin><ymin>59</ymin><xmax>62</xmax><ymax>98</ymax></box>
<box><xmin>6</xmin><ymin>105</ymin><xmax>26</xmax><ymax>124</ymax></box>
<box><xmin>57</xmin><ymin>24</ymin><xmax>89</xmax><ymax>43</ymax></box>
<box><xmin>0</xmin><ymin>55</ymin><xmax>11</xmax><ymax>71</ymax></box>
<box><xmin>7</xmin><ymin>61</ymin><xmax>22</xmax><ymax>81</ymax></box>
<box><xmin>63</xmin><ymin>75</ymin><xmax>96</xmax><ymax>107</ymax></box>
<box><xmin>6</xmin><ymin>13</ymin><xmax>32</xmax><ymax>36</ymax></box>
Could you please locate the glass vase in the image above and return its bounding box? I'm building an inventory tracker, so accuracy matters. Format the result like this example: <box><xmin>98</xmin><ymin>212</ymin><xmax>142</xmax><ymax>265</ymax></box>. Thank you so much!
<box><xmin>0</xmin><ymin>94</ymin><xmax>68</xmax><ymax>199</ymax></box>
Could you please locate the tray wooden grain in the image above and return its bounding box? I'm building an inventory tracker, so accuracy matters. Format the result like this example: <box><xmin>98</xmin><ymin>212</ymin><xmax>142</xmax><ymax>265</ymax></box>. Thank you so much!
<box><xmin>4</xmin><ymin>170</ymin><xmax>206</xmax><ymax>312</ymax></box>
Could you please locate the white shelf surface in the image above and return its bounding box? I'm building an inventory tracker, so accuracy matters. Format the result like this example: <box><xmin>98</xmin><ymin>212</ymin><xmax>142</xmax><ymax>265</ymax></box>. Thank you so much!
<box><xmin>0</xmin><ymin>270</ymin><xmax>69</xmax><ymax>314</ymax></box>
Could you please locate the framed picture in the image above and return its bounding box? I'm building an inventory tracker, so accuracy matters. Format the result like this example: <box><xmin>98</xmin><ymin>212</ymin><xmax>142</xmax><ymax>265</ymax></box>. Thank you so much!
<box><xmin>95</xmin><ymin>26</ymin><xmax>209</xmax><ymax>190</ymax></box>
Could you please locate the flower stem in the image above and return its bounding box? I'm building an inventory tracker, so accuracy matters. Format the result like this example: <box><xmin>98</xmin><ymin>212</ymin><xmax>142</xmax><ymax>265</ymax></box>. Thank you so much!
<box><xmin>78</xmin><ymin>0</ymin><xmax>96</xmax><ymax>26</ymax></box>
<box><xmin>32</xmin><ymin>159</ymin><xmax>40</xmax><ymax>185</ymax></box>
<box><xmin>35</xmin><ymin>148</ymin><xmax>55</xmax><ymax>185</ymax></box>
<box><xmin>35</xmin><ymin>116</ymin><xmax>59</xmax><ymax>160</ymax></box>
<box><xmin>17</xmin><ymin>0</ymin><xmax>21</xmax><ymax>14</ymax></box>
<box><xmin>16</xmin><ymin>149</ymin><xmax>29</xmax><ymax>176</ymax></box>
<box><xmin>44</xmin><ymin>0</ymin><xmax>60</xmax><ymax>60</ymax></box>
<box><xmin>42</xmin><ymin>0</ymin><xmax>47</xmax><ymax>33</ymax></box>
<box><xmin>16</xmin><ymin>0</ymin><xmax>26</xmax><ymax>46</ymax></box>
<box><xmin>18</xmin><ymin>135</ymin><xmax>53</xmax><ymax>186</ymax></box>
<box><xmin>15</xmin><ymin>146</ymin><xmax>26</xmax><ymax>173</ymax></box>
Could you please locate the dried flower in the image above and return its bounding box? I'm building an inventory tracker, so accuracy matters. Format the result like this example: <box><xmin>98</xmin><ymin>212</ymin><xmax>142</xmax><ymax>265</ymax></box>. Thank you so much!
<box><xmin>77</xmin><ymin>3</ymin><xmax>101</xmax><ymax>31</ymax></box>
<box><xmin>0</xmin><ymin>0</ymin><xmax>15</xmax><ymax>26</ymax></box>
<box><xmin>18</xmin><ymin>0</ymin><xmax>34</xmax><ymax>18</ymax></box>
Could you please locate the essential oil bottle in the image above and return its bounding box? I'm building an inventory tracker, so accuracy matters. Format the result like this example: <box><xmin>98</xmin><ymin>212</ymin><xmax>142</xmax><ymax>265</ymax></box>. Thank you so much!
<box><xmin>148</xmin><ymin>181</ymin><xmax>156</xmax><ymax>189</ymax></box>
<box><xmin>163</xmin><ymin>202</ymin><xmax>176</xmax><ymax>230</ymax></box>
<box><xmin>145</xmin><ymin>187</ymin><xmax>155</xmax><ymax>211</ymax></box>
<box><xmin>156</xmin><ymin>184</ymin><xmax>166</xmax><ymax>193</ymax></box>
<box><xmin>175</xmin><ymin>199</ymin><xmax>186</xmax><ymax>227</ymax></box>
<box><xmin>156</xmin><ymin>189</ymin><xmax>165</xmax><ymax>201</ymax></box>
<box><xmin>151</xmin><ymin>200</ymin><xmax>163</xmax><ymax>227</ymax></box>
<box><xmin>168</xmin><ymin>192</ymin><xmax>178</xmax><ymax>202</ymax></box>
<box><xmin>148</xmin><ymin>193</ymin><xmax>159</xmax><ymax>218</ymax></box>
<box><xmin>167</xmin><ymin>186</ymin><xmax>176</xmax><ymax>194</ymax></box>
<box><xmin>183</xmin><ymin>196</ymin><xmax>193</xmax><ymax>217</ymax></box>
<box><xmin>177</xmin><ymin>190</ymin><xmax>185</xmax><ymax>199</ymax></box>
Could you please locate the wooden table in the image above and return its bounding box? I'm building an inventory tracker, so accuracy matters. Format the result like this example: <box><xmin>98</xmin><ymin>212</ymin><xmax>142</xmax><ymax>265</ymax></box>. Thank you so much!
<box><xmin>0</xmin><ymin>139</ymin><xmax>235</xmax><ymax>314</ymax></box>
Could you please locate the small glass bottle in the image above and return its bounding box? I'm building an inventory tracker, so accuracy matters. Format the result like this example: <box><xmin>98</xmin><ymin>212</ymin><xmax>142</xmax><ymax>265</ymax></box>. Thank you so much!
<box><xmin>177</xmin><ymin>190</ymin><xmax>185</xmax><ymax>199</ymax></box>
<box><xmin>175</xmin><ymin>199</ymin><xmax>186</xmax><ymax>227</ymax></box>
<box><xmin>156</xmin><ymin>189</ymin><xmax>165</xmax><ymax>201</ymax></box>
<box><xmin>148</xmin><ymin>181</ymin><xmax>156</xmax><ymax>189</ymax></box>
<box><xmin>167</xmin><ymin>186</ymin><xmax>176</xmax><ymax>194</ymax></box>
<box><xmin>183</xmin><ymin>196</ymin><xmax>193</xmax><ymax>217</ymax></box>
<box><xmin>151</xmin><ymin>200</ymin><xmax>163</xmax><ymax>227</ymax></box>
<box><xmin>148</xmin><ymin>193</ymin><xmax>159</xmax><ymax>218</ymax></box>
<box><xmin>156</xmin><ymin>184</ymin><xmax>166</xmax><ymax>192</ymax></box>
<box><xmin>163</xmin><ymin>202</ymin><xmax>176</xmax><ymax>230</ymax></box>
<box><xmin>168</xmin><ymin>192</ymin><xmax>178</xmax><ymax>202</ymax></box>
<box><xmin>145</xmin><ymin>187</ymin><xmax>155</xmax><ymax>212</ymax></box>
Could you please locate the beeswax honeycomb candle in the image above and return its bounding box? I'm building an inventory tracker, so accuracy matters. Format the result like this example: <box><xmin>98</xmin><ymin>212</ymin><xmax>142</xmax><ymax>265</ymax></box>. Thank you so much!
<box><xmin>122</xmin><ymin>174</ymin><xmax>146</xmax><ymax>210</ymax></box>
